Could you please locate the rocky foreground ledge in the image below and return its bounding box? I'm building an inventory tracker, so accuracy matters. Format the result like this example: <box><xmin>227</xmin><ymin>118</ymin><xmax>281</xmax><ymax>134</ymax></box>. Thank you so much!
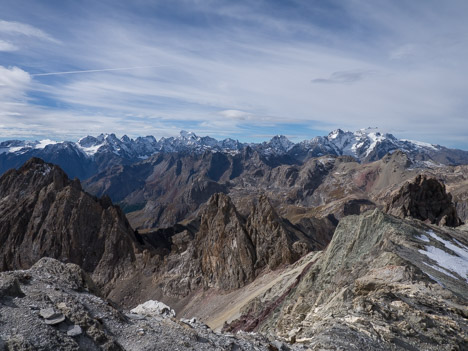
<box><xmin>0</xmin><ymin>257</ymin><xmax>303</xmax><ymax>351</ymax></box>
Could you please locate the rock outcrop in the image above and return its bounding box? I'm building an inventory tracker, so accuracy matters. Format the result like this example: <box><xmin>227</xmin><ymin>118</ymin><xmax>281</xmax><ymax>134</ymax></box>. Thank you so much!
<box><xmin>194</xmin><ymin>193</ymin><xmax>329</xmax><ymax>290</ymax></box>
<box><xmin>0</xmin><ymin>158</ymin><xmax>139</xmax><ymax>293</ymax></box>
<box><xmin>195</xmin><ymin>193</ymin><xmax>257</xmax><ymax>290</ymax></box>
<box><xmin>385</xmin><ymin>175</ymin><xmax>463</xmax><ymax>226</ymax></box>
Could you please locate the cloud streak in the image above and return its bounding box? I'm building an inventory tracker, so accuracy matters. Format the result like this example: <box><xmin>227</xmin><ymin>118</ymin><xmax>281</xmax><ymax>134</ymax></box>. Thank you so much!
<box><xmin>0</xmin><ymin>20</ymin><xmax>58</xmax><ymax>43</ymax></box>
<box><xmin>31</xmin><ymin>66</ymin><xmax>166</xmax><ymax>77</ymax></box>
<box><xmin>311</xmin><ymin>70</ymin><xmax>376</xmax><ymax>84</ymax></box>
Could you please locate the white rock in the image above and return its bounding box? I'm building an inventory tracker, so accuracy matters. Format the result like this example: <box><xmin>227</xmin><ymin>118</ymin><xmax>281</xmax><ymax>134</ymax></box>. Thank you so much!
<box><xmin>130</xmin><ymin>300</ymin><xmax>176</xmax><ymax>318</ymax></box>
<box><xmin>67</xmin><ymin>325</ymin><xmax>82</xmax><ymax>337</ymax></box>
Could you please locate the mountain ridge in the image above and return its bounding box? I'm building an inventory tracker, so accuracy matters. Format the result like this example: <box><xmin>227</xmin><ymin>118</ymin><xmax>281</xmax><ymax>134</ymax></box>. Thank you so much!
<box><xmin>2</xmin><ymin>128</ymin><xmax>468</xmax><ymax>180</ymax></box>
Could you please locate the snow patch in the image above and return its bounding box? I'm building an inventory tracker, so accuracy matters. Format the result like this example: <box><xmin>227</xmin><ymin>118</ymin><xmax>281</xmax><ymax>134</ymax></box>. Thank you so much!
<box><xmin>36</xmin><ymin>139</ymin><xmax>58</xmax><ymax>149</ymax></box>
<box><xmin>401</xmin><ymin>139</ymin><xmax>438</xmax><ymax>151</ymax></box>
<box><xmin>416</xmin><ymin>234</ymin><xmax>430</xmax><ymax>242</ymax></box>
<box><xmin>418</xmin><ymin>230</ymin><xmax>468</xmax><ymax>282</ymax></box>
<box><xmin>77</xmin><ymin>144</ymin><xmax>103</xmax><ymax>156</ymax></box>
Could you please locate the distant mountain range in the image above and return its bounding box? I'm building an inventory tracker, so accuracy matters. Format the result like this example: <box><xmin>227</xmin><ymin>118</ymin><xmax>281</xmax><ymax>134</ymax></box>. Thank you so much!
<box><xmin>1</xmin><ymin>128</ymin><xmax>468</xmax><ymax>179</ymax></box>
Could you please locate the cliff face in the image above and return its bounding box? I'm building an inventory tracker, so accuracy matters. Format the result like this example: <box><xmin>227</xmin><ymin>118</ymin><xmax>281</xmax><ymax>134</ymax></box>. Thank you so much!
<box><xmin>108</xmin><ymin>192</ymin><xmax>336</xmax><ymax>308</ymax></box>
<box><xmin>194</xmin><ymin>193</ymin><xmax>331</xmax><ymax>291</ymax></box>
<box><xmin>385</xmin><ymin>175</ymin><xmax>463</xmax><ymax>226</ymax></box>
<box><xmin>195</xmin><ymin>193</ymin><xmax>256</xmax><ymax>290</ymax></box>
<box><xmin>0</xmin><ymin>158</ymin><xmax>139</xmax><ymax>292</ymax></box>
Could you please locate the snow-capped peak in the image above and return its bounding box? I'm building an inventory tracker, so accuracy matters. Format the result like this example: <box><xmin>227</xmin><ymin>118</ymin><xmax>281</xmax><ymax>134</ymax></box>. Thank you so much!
<box><xmin>270</xmin><ymin>135</ymin><xmax>294</xmax><ymax>150</ymax></box>
<box><xmin>328</xmin><ymin>128</ymin><xmax>347</xmax><ymax>140</ymax></box>
<box><xmin>401</xmin><ymin>139</ymin><xmax>438</xmax><ymax>151</ymax></box>
<box><xmin>179</xmin><ymin>130</ymin><xmax>198</xmax><ymax>140</ymax></box>
<box><xmin>0</xmin><ymin>129</ymin><xmax>451</xmax><ymax>165</ymax></box>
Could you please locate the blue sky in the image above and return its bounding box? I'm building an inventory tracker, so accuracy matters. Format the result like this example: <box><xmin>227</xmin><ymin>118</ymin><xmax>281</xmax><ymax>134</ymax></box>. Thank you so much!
<box><xmin>0</xmin><ymin>0</ymin><xmax>467</xmax><ymax>148</ymax></box>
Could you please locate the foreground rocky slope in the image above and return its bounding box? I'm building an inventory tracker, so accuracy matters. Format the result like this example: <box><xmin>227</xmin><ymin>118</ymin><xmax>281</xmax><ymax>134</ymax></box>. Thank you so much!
<box><xmin>0</xmin><ymin>158</ymin><xmax>139</xmax><ymax>294</ymax></box>
<box><xmin>225</xmin><ymin>210</ymin><xmax>468</xmax><ymax>350</ymax></box>
<box><xmin>0</xmin><ymin>258</ymin><xmax>302</xmax><ymax>351</ymax></box>
<box><xmin>3</xmin><ymin>212</ymin><xmax>465</xmax><ymax>350</ymax></box>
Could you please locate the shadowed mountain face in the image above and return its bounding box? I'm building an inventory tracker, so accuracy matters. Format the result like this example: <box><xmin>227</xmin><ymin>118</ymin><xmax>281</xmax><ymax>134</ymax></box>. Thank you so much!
<box><xmin>84</xmin><ymin>150</ymin><xmax>346</xmax><ymax>229</ymax></box>
<box><xmin>0</xmin><ymin>158</ymin><xmax>139</xmax><ymax>293</ymax></box>
<box><xmin>385</xmin><ymin>175</ymin><xmax>463</xmax><ymax>227</ymax></box>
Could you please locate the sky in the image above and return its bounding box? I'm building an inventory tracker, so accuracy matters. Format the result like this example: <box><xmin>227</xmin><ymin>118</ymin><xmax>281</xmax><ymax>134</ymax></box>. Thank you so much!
<box><xmin>0</xmin><ymin>0</ymin><xmax>467</xmax><ymax>148</ymax></box>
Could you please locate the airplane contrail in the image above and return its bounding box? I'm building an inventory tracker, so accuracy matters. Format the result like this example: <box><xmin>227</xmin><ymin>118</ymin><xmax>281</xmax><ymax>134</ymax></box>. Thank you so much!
<box><xmin>31</xmin><ymin>65</ymin><xmax>164</xmax><ymax>77</ymax></box>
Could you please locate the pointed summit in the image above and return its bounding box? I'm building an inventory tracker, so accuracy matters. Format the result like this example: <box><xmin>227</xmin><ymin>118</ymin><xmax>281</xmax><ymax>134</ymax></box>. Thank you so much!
<box><xmin>179</xmin><ymin>130</ymin><xmax>197</xmax><ymax>140</ymax></box>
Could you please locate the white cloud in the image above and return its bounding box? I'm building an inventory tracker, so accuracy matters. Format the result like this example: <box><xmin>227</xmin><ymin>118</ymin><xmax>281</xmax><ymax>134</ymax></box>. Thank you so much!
<box><xmin>0</xmin><ymin>20</ymin><xmax>58</xmax><ymax>43</ymax></box>
<box><xmin>219</xmin><ymin>110</ymin><xmax>252</xmax><ymax>120</ymax></box>
<box><xmin>0</xmin><ymin>66</ymin><xmax>31</xmax><ymax>97</ymax></box>
<box><xmin>0</xmin><ymin>40</ymin><xmax>18</xmax><ymax>52</ymax></box>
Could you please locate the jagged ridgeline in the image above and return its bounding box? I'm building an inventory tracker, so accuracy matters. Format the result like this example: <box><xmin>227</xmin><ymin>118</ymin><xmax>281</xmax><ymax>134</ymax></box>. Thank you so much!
<box><xmin>2</xmin><ymin>128</ymin><xmax>468</xmax><ymax>181</ymax></box>
<box><xmin>0</xmin><ymin>144</ymin><xmax>467</xmax><ymax>350</ymax></box>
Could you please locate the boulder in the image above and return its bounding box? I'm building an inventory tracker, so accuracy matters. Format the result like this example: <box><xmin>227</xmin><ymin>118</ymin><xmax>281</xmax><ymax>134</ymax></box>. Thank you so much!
<box><xmin>130</xmin><ymin>300</ymin><xmax>176</xmax><ymax>318</ymax></box>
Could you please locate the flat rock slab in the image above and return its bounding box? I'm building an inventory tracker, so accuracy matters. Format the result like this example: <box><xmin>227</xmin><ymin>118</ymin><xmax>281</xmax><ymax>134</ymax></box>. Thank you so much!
<box><xmin>44</xmin><ymin>314</ymin><xmax>65</xmax><ymax>325</ymax></box>
<box><xmin>125</xmin><ymin>313</ymin><xmax>146</xmax><ymax>320</ymax></box>
<box><xmin>39</xmin><ymin>308</ymin><xmax>56</xmax><ymax>319</ymax></box>
<box><xmin>67</xmin><ymin>325</ymin><xmax>82</xmax><ymax>337</ymax></box>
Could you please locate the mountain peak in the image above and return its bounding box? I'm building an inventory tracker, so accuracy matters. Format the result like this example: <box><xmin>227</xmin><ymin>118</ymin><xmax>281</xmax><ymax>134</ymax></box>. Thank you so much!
<box><xmin>328</xmin><ymin>128</ymin><xmax>345</xmax><ymax>138</ymax></box>
<box><xmin>121</xmin><ymin>135</ymin><xmax>131</xmax><ymax>143</ymax></box>
<box><xmin>179</xmin><ymin>130</ymin><xmax>198</xmax><ymax>140</ymax></box>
